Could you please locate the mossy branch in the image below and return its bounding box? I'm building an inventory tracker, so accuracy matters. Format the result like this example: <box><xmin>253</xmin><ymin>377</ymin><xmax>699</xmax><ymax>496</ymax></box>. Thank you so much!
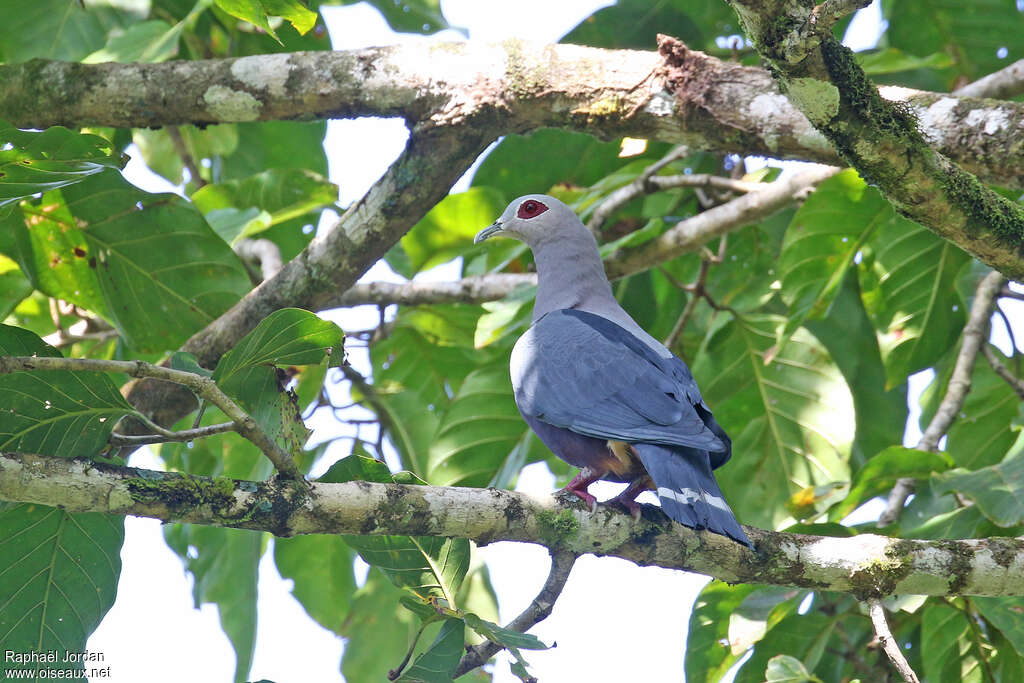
<box><xmin>723</xmin><ymin>0</ymin><xmax>1024</xmax><ymax>278</ymax></box>
<box><xmin>2</xmin><ymin>452</ymin><xmax>1024</xmax><ymax>598</ymax></box>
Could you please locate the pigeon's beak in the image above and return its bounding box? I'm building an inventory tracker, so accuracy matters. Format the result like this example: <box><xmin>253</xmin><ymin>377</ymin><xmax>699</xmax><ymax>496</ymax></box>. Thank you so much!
<box><xmin>474</xmin><ymin>221</ymin><xmax>504</xmax><ymax>244</ymax></box>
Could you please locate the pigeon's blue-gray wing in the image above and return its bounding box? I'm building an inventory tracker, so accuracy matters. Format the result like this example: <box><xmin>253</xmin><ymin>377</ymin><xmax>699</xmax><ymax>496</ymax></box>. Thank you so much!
<box><xmin>511</xmin><ymin>309</ymin><xmax>729</xmax><ymax>459</ymax></box>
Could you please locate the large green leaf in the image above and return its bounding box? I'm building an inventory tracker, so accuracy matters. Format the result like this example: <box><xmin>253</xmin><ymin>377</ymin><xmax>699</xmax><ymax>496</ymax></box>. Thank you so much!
<box><xmin>885</xmin><ymin>0</ymin><xmax>1024</xmax><ymax>84</ymax></box>
<box><xmin>191</xmin><ymin>168</ymin><xmax>338</xmax><ymax>243</ymax></box>
<box><xmin>394</xmin><ymin>618</ymin><xmax>465</xmax><ymax>683</ymax></box>
<box><xmin>471</xmin><ymin>129</ymin><xmax>638</xmax><ymax>201</ymax></box>
<box><xmin>921</xmin><ymin>602</ymin><xmax>985</xmax><ymax>683</ymax></box>
<box><xmin>0</xmin><ymin>324</ymin><xmax>135</xmax><ymax>458</ymax></box>
<box><xmin>728</xmin><ymin>587</ymin><xmax>807</xmax><ymax>655</ymax></box>
<box><xmin>805</xmin><ymin>273</ymin><xmax>907</xmax><ymax>470</ymax></box>
<box><xmin>220</xmin><ymin>120</ymin><xmax>328</xmax><ymax>180</ymax></box>
<box><xmin>426</xmin><ymin>364</ymin><xmax>528</xmax><ymax>488</ymax></box>
<box><xmin>859</xmin><ymin>210</ymin><xmax>970</xmax><ymax>389</ymax></box>
<box><xmin>777</xmin><ymin>170</ymin><xmax>891</xmax><ymax>342</ymax></box>
<box><xmin>0</xmin><ymin>255</ymin><xmax>32</xmax><ymax>318</ymax></box>
<box><xmin>0</xmin><ymin>504</ymin><xmax>123</xmax><ymax>681</ymax></box>
<box><xmin>396</xmin><ymin>187</ymin><xmax>507</xmax><ymax>277</ymax></box>
<box><xmin>319</xmin><ymin>456</ymin><xmax>471</xmax><ymax>608</ymax></box>
<box><xmin>0</xmin><ymin>0</ymin><xmax>142</xmax><ymax>62</ymax></box>
<box><xmin>562</xmin><ymin>0</ymin><xmax>739</xmax><ymax>52</ymax></box>
<box><xmin>214</xmin><ymin>0</ymin><xmax>318</xmax><ymax>41</ymax></box>
<box><xmin>694</xmin><ymin>314</ymin><xmax>854</xmax><ymax>529</ymax></box>
<box><xmin>734</xmin><ymin>612</ymin><xmax>835</xmax><ymax>683</ymax></box>
<box><xmin>896</xmin><ymin>479</ymin><xmax>1009</xmax><ymax>540</ymax></box>
<box><xmin>686</xmin><ymin>581</ymin><xmax>758</xmax><ymax>683</ymax></box>
<box><xmin>273</xmin><ymin>534</ymin><xmax>358</xmax><ymax>635</ymax></box>
<box><xmin>830</xmin><ymin>446</ymin><xmax>953</xmax><ymax>522</ymax></box>
<box><xmin>933</xmin><ymin>447</ymin><xmax>1024</xmax><ymax>527</ymax></box>
<box><xmin>4</xmin><ymin>171</ymin><xmax>251</xmax><ymax>352</ymax></box>
<box><xmin>0</xmin><ymin>123</ymin><xmax>126</xmax><ymax>208</ymax></box>
<box><xmin>82</xmin><ymin>19</ymin><xmax>183</xmax><ymax>63</ymax></box>
<box><xmin>164</xmin><ymin>524</ymin><xmax>264</xmax><ymax>683</ymax></box>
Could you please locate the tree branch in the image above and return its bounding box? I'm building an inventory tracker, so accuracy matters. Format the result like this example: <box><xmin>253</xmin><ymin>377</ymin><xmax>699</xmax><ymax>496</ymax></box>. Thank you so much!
<box><xmin>108</xmin><ymin>421</ymin><xmax>236</xmax><ymax>447</ymax></box>
<box><xmin>867</xmin><ymin>599</ymin><xmax>920</xmax><ymax>683</ymax></box>
<box><xmin>954</xmin><ymin>58</ymin><xmax>1024</xmax><ymax>100</ymax></box>
<box><xmin>983</xmin><ymin>344</ymin><xmax>1024</xmax><ymax>400</ymax></box>
<box><xmin>718</xmin><ymin>4</ymin><xmax>1024</xmax><ymax>278</ymax></box>
<box><xmin>2</xmin><ymin>42</ymin><xmax>1023</xmax><ymax>189</ymax></box>
<box><xmin>124</xmin><ymin>123</ymin><xmax>492</xmax><ymax>429</ymax></box>
<box><xmin>325</xmin><ymin>165</ymin><xmax>838</xmax><ymax>310</ymax></box>
<box><xmin>878</xmin><ymin>270</ymin><xmax>1005</xmax><ymax>526</ymax></box>
<box><xmin>454</xmin><ymin>549</ymin><xmax>577</xmax><ymax>678</ymax></box>
<box><xmin>2</xmin><ymin>452</ymin><xmax>1024</xmax><ymax>598</ymax></box>
<box><xmin>0</xmin><ymin>356</ymin><xmax>303</xmax><ymax>481</ymax></box>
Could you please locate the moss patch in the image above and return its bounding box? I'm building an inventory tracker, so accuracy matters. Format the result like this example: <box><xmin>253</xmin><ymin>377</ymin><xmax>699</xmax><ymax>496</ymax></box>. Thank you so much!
<box><xmin>536</xmin><ymin>508</ymin><xmax>579</xmax><ymax>544</ymax></box>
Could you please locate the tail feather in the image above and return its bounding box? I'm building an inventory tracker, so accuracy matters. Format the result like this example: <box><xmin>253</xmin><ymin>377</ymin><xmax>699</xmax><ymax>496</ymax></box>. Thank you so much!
<box><xmin>634</xmin><ymin>443</ymin><xmax>752</xmax><ymax>548</ymax></box>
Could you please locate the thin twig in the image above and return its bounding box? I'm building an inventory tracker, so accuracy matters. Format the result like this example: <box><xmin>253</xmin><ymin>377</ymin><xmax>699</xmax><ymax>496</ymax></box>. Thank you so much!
<box><xmin>867</xmin><ymin>599</ymin><xmax>920</xmax><ymax>683</ymax></box>
<box><xmin>998</xmin><ymin>286</ymin><xmax>1024</xmax><ymax>302</ymax></box>
<box><xmin>167</xmin><ymin>125</ymin><xmax>207</xmax><ymax>188</ymax></box>
<box><xmin>453</xmin><ymin>550</ymin><xmax>577</xmax><ymax>678</ymax></box>
<box><xmin>0</xmin><ymin>356</ymin><xmax>305</xmax><ymax>481</ymax></box>
<box><xmin>663</xmin><ymin>235</ymin><xmax>727</xmax><ymax>351</ymax></box>
<box><xmin>109</xmin><ymin>421</ymin><xmax>237</xmax><ymax>447</ymax></box>
<box><xmin>954</xmin><ymin>58</ymin><xmax>1024</xmax><ymax>100</ymax></box>
<box><xmin>878</xmin><ymin>271</ymin><xmax>1005</xmax><ymax>526</ymax></box>
<box><xmin>983</xmin><ymin>345</ymin><xmax>1024</xmax><ymax>400</ymax></box>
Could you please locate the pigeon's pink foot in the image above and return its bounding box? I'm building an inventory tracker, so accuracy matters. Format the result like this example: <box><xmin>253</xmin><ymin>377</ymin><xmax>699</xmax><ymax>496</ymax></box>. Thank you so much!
<box><xmin>608</xmin><ymin>476</ymin><xmax>653</xmax><ymax>520</ymax></box>
<box><xmin>562</xmin><ymin>467</ymin><xmax>603</xmax><ymax>512</ymax></box>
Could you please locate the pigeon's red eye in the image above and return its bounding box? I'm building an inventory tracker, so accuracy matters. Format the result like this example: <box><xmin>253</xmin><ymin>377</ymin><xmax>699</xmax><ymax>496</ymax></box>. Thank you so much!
<box><xmin>517</xmin><ymin>200</ymin><xmax>549</xmax><ymax>219</ymax></box>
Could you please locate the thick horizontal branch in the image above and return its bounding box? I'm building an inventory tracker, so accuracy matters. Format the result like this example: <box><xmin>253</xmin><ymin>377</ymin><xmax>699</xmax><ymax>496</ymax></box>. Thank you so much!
<box><xmin>2</xmin><ymin>42</ymin><xmax>1022</xmax><ymax>188</ymax></box>
<box><xmin>3</xmin><ymin>452</ymin><xmax>1024</xmax><ymax>598</ymax></box>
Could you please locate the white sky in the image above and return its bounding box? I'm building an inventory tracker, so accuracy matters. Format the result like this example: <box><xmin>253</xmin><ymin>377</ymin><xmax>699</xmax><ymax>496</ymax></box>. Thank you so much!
<box><xmin>86</xmin><ymin>2</ymin><xmax>1024</xmax><ymax>682</ymax></box>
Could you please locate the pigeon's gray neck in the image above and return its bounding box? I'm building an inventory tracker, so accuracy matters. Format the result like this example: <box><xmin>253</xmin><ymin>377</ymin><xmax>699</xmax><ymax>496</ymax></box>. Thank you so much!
<box><xmin>529</xmin><ymin>230</ymin><xmax>673</xmax><ymax>358</ymax></box>
<box><xmin>530</xmin><ymin>232</ymin><xmax>615</xmax><ymax>321</ymax></box>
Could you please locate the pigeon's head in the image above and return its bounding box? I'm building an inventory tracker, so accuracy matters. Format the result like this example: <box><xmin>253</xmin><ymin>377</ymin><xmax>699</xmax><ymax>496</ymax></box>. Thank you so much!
<box><xmin>474</xmin><ymin>194</ymin><xmax>585</xmax><ymax>248</ymax></box>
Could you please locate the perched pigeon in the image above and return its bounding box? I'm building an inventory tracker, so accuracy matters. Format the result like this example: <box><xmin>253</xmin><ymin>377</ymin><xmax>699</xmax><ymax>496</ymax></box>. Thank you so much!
<box><xmin>475</xmin><ymin>194</ymin><xmax>751</xmax><ymax>547</ymax></box>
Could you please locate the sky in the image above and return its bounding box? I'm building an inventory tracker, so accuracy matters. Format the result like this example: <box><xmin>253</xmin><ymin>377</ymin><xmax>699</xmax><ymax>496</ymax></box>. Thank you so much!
<box><xmin>84</xmin><ymin>1</ymin><xmax>1024</xmax><ymax>682</ymax></box>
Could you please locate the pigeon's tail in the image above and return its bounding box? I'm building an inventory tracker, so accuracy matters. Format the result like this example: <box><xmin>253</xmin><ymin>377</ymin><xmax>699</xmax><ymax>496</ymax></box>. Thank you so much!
<box><xmin>634</xmin><ymin>443</ymin><xmax>752</xmax><ymax>548</ymax></box>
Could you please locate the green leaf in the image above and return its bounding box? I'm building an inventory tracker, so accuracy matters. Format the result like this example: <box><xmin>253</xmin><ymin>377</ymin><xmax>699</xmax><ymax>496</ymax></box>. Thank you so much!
<box><xmin>562</xmin><ymin>0</ymin><xmax>739</xmax><ymax>52</ymax></box>
<box><xmin>273</xmin><ymin>534</ymin><xmax>357</xmax><ymax>635</ymax></box>
<box><xmin>319</xmin><ymin>455</ymin><xmax>471</xmax><ymax>608</ymax></box>
<box><xmin>5</xmin><ymin>171</ymin><xmax>252</xmax><ymax>352</ymax></box>
<box><xmin>170</xmin><ymin>351</ymin><xmax>213</xmax><ymax>378</ymax></box>
<box><xmin>694</xmin><ymin>314</ymin><xmax>853</xmax><ymax>529</ymax></box>
<box><xmin>472</xmin><ymin>129</ymin><xmax>637</xmax><ymax>201</ymax></box>
<box><xmin>830</xmin><ymin>446</ymin><xmax>953</xmax><ymax>521</ymax></box>
<box><xmin>804</xmin><ymin>272</ymin><xmax>907</xmax><ymax>471</ymax></box>
<box><xmin>0</xmin><ymin>504</ymin><xmax>123</xmax><ymax>680</ymax></box>
<box><xmin>777</xmin><ymin>170</ymin><xmax>890</xmax><ymax>345</ymax></box>
<box><xmin>212</xmin><ymin>308</ymin><xmax>343</xmax><ymax>454</ymax></box>
<box><xmin>728</xmin><ymin>587</ymin><xmax>807</xmax><ymax>654</ymax></box>
<box><xmin>897</xmin><ymin>480</ymin><xmax>1006</xmax><ymax>540</ymax></box>
<box><xmin>214</xmin><ymin>0</ymin><xmax>318</xmax><ymax>41</ymax></box>
<box><xmin>855</xmin><ymin>48</ymin><xmax>955</xmax><ymax>75</ymax></box>
<box><xmin>0</xmin><ymin>0</ymin><xmax>142</xmax><ymax>62</ymax></box>
<box><xmin>398</xmin><ymin>187</ymin><xmax>507</xmax><ymax>276</ymax></box>
<box><xmin>363</xmin><ymin>0</ymin><xmax>450</xmax><ymax>34</ymax></box>
<box><xmin>426</xmin><ymin>365</ymin><xmax>527</xmax><ymax>488</ymax></box>
<box><xmin>191</xmin><ymin>168</ymin><xmax>337</xmax><ymax>243</ymax></box>
<box><xmin>0</xmin><ymin>324</ymin><xmax>135</xmax><ymax>457</ymax></box>
<box><xmin>132</xmin><ymin>125</ymin><xmax>239</xmax><ymax>186</ymax></box>
<box><xmin>462</xmin><ymin>612</ymin><xmax>550</xmax><ymax>651</ymax></box>
<box><xmin>685</xmin><ymin>581</ymin><xmax>758</xmax><ymax>683</ymax></box>
<box><xmin>82</xmin><ymin>19</ymin><xmax>182</xmax><ymax>63</ymax></box>
<box><xmin>0</xmin><ymin>254</ymin><xmax>32</xmax><ymax>319</ymax></box>
<box><xmin>937</xmin><ymin>347</ymin><xmax>1023</xmax><ymax>469</ymax></box>
<box><xmin>859</xmin><ymin>209</ymin><xmax>970</xmax><ymax>389</ymax></box>
<box><xmin>932</xmin><ymin>448</ymin><xmax>1024</xmax><ymax>527</ymax></box>
<box><xmin>164</xmin><ymin>524</ymin><xmax>264</xmax><ymax>683</ymax></box>
<box><xmin>886</xmin><ymin>0</ymin><xmax>1024</xmax><ymax>83</ymax></box>
<box><xmin>734</xmin><ymin>612</ymin><xmax>835</xmax><ymax>683</ymax></box>
<box><xmin>395</xmin><ymin>618</ymin><xmax>465</xmax><ymax>683</ymax></box>
<box><xmin>764</xmin><ymin>655</ymin><xmax>822</xmax><ymax>683</ymax></box>
<box><xmin>340</xmin><ymin>569</ymin><xmax>430</xmax><ymax>683</ymax></box>
<box><xmin>0</xmin><ymin>122</ymin><xmax>126</xmax><ymax>208</ymax></box>
<box><xmin>921</xmin><ymin>602</ymin><xmax>985</xmax><ymax>683</ymax></box>
<box><xmin>221</xmin><ymin>121</ymin><xmax>328</xmax><ymax>180</ymax></box>
<box><xmin>974</xmin><ymin>597</ymin><xmax>1024</xmax><ymax>659</ymax></box>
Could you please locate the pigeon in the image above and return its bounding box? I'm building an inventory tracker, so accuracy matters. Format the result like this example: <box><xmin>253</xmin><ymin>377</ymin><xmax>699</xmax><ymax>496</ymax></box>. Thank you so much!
<box><xmin>475</xmin><ymin>194</ymin><xmax>752</xmax><ymax>547</ymax></box>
